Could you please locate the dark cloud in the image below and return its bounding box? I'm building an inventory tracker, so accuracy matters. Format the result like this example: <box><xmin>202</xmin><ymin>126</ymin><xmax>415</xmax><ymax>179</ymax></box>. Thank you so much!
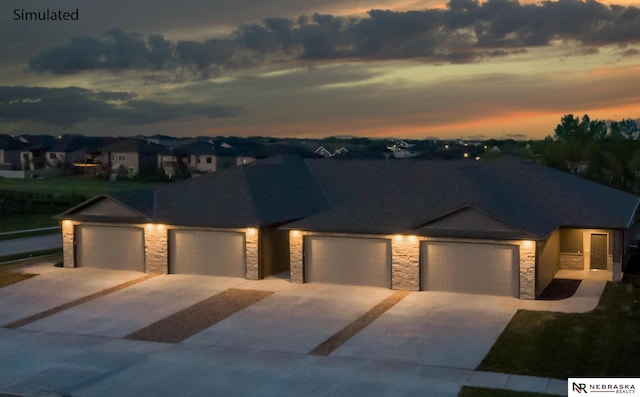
<box><xmin>0</xmin><ymin>86</ymin><xmax>244</xmax><ymax>126</ymax></box>
<box><xmin>27</xmin><ymin>0</ymin><xmax>640</xmax><ymax>75</ymax></box>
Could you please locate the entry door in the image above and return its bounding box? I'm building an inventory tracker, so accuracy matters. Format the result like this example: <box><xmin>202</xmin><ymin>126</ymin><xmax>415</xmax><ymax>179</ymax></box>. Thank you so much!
<box><xmin>590</xmin><ymin>234</ymin><xmax>608</xmax><ymax>270</ymax></box>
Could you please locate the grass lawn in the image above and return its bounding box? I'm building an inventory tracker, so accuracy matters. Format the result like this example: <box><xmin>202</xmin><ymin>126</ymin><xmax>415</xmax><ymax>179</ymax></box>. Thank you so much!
<box><xmin>0</xmin><ymin>175</ymin><xmax>161</xmax><ymax>197</ymax></box>
<box><xmin>479</xmin><ymin>276</ymin><xmax>640</xmax><ymax>378</ymax></box>
<box><xmin>0</xmin><ymin>262</ymin><xmax>38</xmax><ymax>288</ymax></box>
<box><xmin>458</xmin><ymin>387</ymin><xmax>550</xmax><ymax>397</ymax></box>
<box><xmin>0</xmin><ymin>214</ymin><xmax>59</xmax><ymax>233</ymax></box>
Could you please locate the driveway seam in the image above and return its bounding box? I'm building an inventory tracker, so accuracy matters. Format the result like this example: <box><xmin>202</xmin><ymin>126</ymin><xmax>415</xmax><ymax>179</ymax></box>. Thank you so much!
<box><xmin>308</xmin><ymin>290</ymin><xmax>410</xmax><ymax>356</ymax></box>
<box><xmin>2</xmin><ymin>274</ymin><xmax>156</xmax><ymax>329</ymax></box>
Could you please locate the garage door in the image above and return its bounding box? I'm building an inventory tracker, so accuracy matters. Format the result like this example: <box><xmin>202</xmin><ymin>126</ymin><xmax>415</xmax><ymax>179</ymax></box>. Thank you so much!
<box><xmin>421</xmin><ymin>242</ymin><xmax>518</xmax><ymax>296</ymax></box>
<box><xmin>169</xmin><ymin>230</ymin><xmax>245</xmax><ymax>277</ymax></box>
<box><xmin>304</xmin><ymin>236</ymin><xmax>391</xmax><ymax>288</ymax></box>
<box><xmin>75</xmin><ymin>225</ymin><xmax>145</xmax><ymax>271</ymax></box>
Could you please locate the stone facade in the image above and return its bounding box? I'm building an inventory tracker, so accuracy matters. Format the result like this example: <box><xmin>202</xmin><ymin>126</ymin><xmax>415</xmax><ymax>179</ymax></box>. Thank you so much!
<box><xmin>391</xmin><ymin>236</ymin><xmax>420</xmax><ymax>291</ymax></box>
<box><xmin>519</xmin><ymin>240</ymin><xmax>536</xmax><ymax>300</ymax></box>
<box><xmin>245</xmin><ymin>228</ymin><xmax>259</xmax><ymax>280</ymax></box>
<box><xmin>144</xmin><ymin>224</ymin><xmax>167</xmax><ymax>274</ymax></box>
<box><xmin>61</xmin><ymin>220</ymin><xmax>75</xmax><ymax>268</ymax></box>
<box><xmin>289</xmin><ymin>231</ymin><xmax>304</xmax><ymax>283</ymax></box>
<box><xmin>560</xmin><ymin>253</ymin><xmax>584</xmax><ymax>270</ymax></box>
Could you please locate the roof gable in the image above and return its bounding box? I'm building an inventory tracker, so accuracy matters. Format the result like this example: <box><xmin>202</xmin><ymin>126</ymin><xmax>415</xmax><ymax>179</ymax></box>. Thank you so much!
<box><xmin>416</xmin><ymin>206</ymin><xmax>520</xmax><ymax>233</ymax></box>
<box><xmin>58</xmin><ymin>195</ymin><xmax>151</xmax><ymax>223</ymax></box>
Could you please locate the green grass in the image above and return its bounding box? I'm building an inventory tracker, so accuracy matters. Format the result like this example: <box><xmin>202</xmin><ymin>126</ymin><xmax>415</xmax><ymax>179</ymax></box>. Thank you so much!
<box><xmin>0</xmin><ymin>214</ymin><xmax>59</xmax><ymax>233</ymax></box>
<box><xmin>458</xmin><ymin>387</ymin><xmax>550</xmax><ymax>397</ymax></box>
<box><xmin>0</xmin><ymin>175</ymin><xmax>161</xmax><ymax>197</ymax></box>
<box><xmin>479</xmin><ymin>276</ymin><xmax>640</xmax><ymax>378</ymax></box>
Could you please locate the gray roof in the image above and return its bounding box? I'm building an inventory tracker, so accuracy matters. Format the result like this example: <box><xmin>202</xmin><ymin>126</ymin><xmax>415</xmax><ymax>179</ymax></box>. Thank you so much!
<box><xmin>60</xmin><ymin>156</ymin><xmax>640</xmax><ymax>239</ymax></box>
<box><xmin>152</xmin><ymin>155</ymin><xmax>329</xmax><ymax>228</ymax></box>
<box><xmin>283</xmin><ymin>158</ymin><xmax>640</xmax><ymax>238</ymax></box>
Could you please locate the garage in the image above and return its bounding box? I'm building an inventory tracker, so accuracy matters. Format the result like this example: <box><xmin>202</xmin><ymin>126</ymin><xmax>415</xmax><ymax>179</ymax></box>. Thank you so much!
<box><xmin>304</xmin><ymin>236</ymin><xmax>391</xmax><ymax>288</ymax></box>
<box><xmin>420</xmin><ymin>241</ymin><xmax>519</xmax><ymax>297</ymax></box>
<box><xmin>168</xmin><ymin>229</ymin><xmax>245</xmax><ymax>277</ymax></box>
<box><xmin>75</xmin><ymin>225</ymin><xmax>145</xmax><ymax>271</ymax></box>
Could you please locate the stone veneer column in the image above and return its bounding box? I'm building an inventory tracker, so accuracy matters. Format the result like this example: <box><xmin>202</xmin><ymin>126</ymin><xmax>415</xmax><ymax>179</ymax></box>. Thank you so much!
<box><xmin>144</xmin><ymin>224</ymin><xmax>168</xmax><ymax>274</ymax></box>
<box><xmin>61</xmin><ymin>220</ymin><xmax>75</xmax><ymax>268</ymax></box>
<box><xmin>391</xmin><ymin>236</ymin><xmax>420</xmax><ymax>291</ymax></box>
<box><xmin>245</xmin><ymin>228</ymin><xmax>259</xmax><ymax>280</ymax></box>
<box><xmin>289</xmin><ymin>231</ymin><xmax>304</xmax><ymax>283</ymax></box>
<box><xmin>519</xmin><ymin>240</ymin><xmax>536</xmax><ymax>300</ymax></box>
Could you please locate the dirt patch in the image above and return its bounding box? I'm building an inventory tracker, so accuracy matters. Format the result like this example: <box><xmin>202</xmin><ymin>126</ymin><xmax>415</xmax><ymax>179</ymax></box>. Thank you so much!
<box><xmin>125</xmin><ymin>288</ymin><xmax>273</xmax><ymax>343</ymax></box>
<box><xmin>309</xmin><ymin>290</ymin><xmax>410</xmax><ymax>356</ymax></box>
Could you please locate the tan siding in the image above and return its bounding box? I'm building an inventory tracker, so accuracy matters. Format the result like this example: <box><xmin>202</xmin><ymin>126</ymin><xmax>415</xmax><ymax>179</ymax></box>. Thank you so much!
<box><xmin>536</xmin><ymin>230</ymin><xmax>560</xmax><ymax>296</ymax></box>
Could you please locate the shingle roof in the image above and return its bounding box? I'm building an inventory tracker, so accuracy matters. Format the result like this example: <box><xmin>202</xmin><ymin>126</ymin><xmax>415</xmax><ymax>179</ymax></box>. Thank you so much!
<box><xmin>152</xmin><ymin>155</ymin><xmax>329</xmax><ymax>228</ymax></box>
<box><xmin>60</xmin><ymin>156</ymin><xmax>640</xmax><ymax>238</ymax></box>
<box><xmin>283</xmin><ymin>158</ymin><xmax>640</xmax><ymax>238</ymax></box>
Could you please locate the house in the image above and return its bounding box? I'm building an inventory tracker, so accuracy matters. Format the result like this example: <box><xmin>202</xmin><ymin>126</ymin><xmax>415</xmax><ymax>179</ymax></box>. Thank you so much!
<box><xmin>57</xmin><ymin>157</ymin><xmax>640</xmax><ymax>299</ymax></box>
<box><xmin>18</xmin><ymin>135</ymin><xmax>57</xmax><ymax>171</ymax></box>
<box><xmin>100</xmin><ymin>138</ymin><xmax>165</xmax><ymax>178</ymax></box>
<box><xmin>44</xmin><ymin>135</ymin><xmax>107</xmax><ymax>171</ymax></box>
<box><xmin>174</xmin><ymin>140</ymin><xmax>237</xmax><ymax>174</ymax></box>
<box><xmin>0</xmin><ymin>135</ymin><xmax>28</xmax><ymax>170</ymax></box>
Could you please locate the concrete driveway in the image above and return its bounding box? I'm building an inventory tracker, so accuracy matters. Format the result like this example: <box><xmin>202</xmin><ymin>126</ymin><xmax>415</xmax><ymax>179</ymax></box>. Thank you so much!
<box><xmin>0</xmin><ymin>265</ymin><xmax>143</xmax><ymax>327</ymax></box>
<box><xmin>332</xmin><ymin>291</ymin><xmax>522</xmax><ymax>369</ymax></box>
<box><xmin>184</xmin><ymin>282</ymin><xmax>392</xmax><ymax>354</ymax></box>
<box><xmin>21</xmin><ymin>275</ymin><xmax>246</xmax><ymax>338</ymax></box>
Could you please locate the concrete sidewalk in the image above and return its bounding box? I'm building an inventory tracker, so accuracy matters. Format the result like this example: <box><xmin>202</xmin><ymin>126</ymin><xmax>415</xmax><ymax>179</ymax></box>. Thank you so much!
<box><xmin>0</xmin><ymin>234</ymin><xmax>62</xmax><ymax>256</ymax></box>
<box><xmin>0</xmin><ymin>328</ymin><xmax>567</xmax><ymax>397</ymax></box>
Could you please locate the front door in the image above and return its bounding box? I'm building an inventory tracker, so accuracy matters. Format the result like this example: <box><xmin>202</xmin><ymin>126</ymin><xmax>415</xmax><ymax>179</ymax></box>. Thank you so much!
<box><xmin>590</xmin><ymin>234</ymin><xmax>608</xmax><ymax>270</ymax></box>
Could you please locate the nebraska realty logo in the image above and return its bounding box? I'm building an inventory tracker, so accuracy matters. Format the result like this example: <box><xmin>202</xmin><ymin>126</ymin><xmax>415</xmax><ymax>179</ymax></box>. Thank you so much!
<box><xmin>569</xmin><ymin>378</ymin><xmax>639</xmax><ymax>395</ymax></box>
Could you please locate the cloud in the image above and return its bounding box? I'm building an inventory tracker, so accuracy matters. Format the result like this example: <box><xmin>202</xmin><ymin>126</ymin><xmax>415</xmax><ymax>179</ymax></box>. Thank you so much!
<box><xmin>0</xmin><ymin>86</ymin><xmax>244</xmax><ymax>126</ymax></box>
<box><xmin>27</xmin><ymin>0</ymin><xmax>640</xmax><ymax>75</ymax></box>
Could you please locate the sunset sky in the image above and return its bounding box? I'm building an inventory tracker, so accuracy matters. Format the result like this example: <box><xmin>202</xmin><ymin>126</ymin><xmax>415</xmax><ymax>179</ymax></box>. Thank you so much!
<box><xmin>1</xmin><ymin>0</ymin><xmax>639</xmax><ymax>140</ymax></box>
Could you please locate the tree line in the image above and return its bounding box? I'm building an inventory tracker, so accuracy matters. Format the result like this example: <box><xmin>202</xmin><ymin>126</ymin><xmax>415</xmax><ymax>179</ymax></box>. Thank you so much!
<box><xmin>533</xmin><ymin>114</ymin><xmax>640</xmax><ymax>193</ymax></box>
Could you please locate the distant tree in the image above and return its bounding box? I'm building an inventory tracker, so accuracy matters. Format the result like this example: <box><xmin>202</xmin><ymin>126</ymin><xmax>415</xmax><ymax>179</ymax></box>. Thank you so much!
<box><xmin>620</xmin><ymin>119</ymin><xmax>639</xmax><ymax>140</ymax></box>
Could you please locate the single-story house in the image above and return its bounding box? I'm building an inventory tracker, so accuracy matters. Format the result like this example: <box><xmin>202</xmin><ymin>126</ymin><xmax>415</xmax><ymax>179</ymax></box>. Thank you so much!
<box><xmin>57</xmin><ymin>156</ymin><xmax>640</xmax><ymax>299</ymax></box>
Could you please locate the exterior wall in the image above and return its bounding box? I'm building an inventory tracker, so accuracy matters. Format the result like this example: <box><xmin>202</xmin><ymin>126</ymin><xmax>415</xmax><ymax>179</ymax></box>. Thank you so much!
<box><xmin>559</xmin><ymin>229</ymin><xmax>614</xmax><ymax>272</ymax></box>
<box><xmin>245</xmin><ymin>228</ymin><xmax>259</xmax><ymax>280</ymax></box>
<box><xmin>110</xmin><ymin>152</ymin><xmax>139</xmax><ymax>175</ymax></box>
<box><xmin>259</xmin><ymin>228</ymin><xmax>290</xmax><ymax>278</ymax></box>
<box><xmin>144</xmin><ymin>224</ymin><xmax>168</xmax><ymax>274</ymax></box>
<box><xmin>190</xmin><ymin>155</ymin><xmax>217</xmax><ymax>172</ymax></box>
<box><xmin>560</xmin><ymin>253</ymin><xmax>584</xmax><ymax>270</ymax></box>
<box><xmin>62</xmin><ymin>220</ymin><xmax>76</xmax><ymax>268</ymax></box>
<box><xmin>519</xmin><ymin>240</ymin><xmax>536</xmax><ymax>300</ymax></box>
<box><xmin>289</xmin><ymin>231</ymin><xmax>535</xmax><ymax>298</ymax></box>
<box><xmin>391</xmin><ymin>235</ymin><xmax>420</xmax><ymax>291</ymax></box>
<box><xmin>289</xmin><ymin>231</ymin><xmax>305</xmax><ymax>283</ymax></box>
<box><xmin>536</xmin><ymin>230</ymin><xmax>560</xmax><ymax>297</ymax></box>
<box><xmin>62</xmin><ymin>221</ymin><xmax>256</xmax><ymax>279</ymax></box>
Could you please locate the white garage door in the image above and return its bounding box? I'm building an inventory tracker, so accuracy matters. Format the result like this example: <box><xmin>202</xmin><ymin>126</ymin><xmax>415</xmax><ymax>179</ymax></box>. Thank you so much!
<box><xmin>421</xmin><ymin>242</ymin><xmax>519</xmax><ymax>297</ymax></box>
<box><xmin>169</xmin><ymin>230</ymin><xmax>245</xmax><ymax>277</ymax></box>
<box><xmin>304</xmin><ymin>236</ymin><xmax>391</xmax><ymax>288</ymax></box>
<box><xmin>75</xmin><ymin>225</ymin><xmax>145</xmax><ymax>271</ymax></box>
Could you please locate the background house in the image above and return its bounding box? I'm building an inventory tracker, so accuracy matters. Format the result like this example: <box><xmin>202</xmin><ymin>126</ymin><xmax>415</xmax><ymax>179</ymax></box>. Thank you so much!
<box><xmin>174</xmin><ymin>140</ymin><xmax>238</xmax><ymax>174</ymax></box>
<box><xmin>100</xmin><ymin>138</ymin><xmax>165</xmax><ymax>179</ymax></box>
